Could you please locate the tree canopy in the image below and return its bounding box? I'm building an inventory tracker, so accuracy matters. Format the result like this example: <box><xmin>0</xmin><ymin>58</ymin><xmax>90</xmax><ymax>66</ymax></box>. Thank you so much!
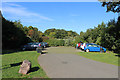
<box><xmin>99</xmin><ymin>1</ymin><xmax>120</xmax><ymax>13</ymax></box>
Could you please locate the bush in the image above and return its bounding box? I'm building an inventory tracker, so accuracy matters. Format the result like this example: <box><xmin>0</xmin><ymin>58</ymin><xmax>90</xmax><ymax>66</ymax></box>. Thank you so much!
<box><xmin>46</xmin><ymin>38</ymin><xmax>76</xmax><ymax>47</ymax></box>
<box><xmin>64</xmin><ymin>39</ymin><xmax>73</xmax><ymax>46</ymax></box>
<box><xmin>46</xmin><ymin>39</ymin><xmax>65</xmax><ymax>46</ymax></box>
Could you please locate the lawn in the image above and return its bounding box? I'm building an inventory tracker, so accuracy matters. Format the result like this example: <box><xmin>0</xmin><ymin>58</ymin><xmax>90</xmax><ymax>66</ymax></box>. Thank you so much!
<box><xmin>76</xmin><ymin>51</ymin><xmax>119</xmax><ymax>66</ymax></box>
<box><xmin>2</xmin><ymin>51</ymin><xmax>48</xmax><ymax>78</ymax></box>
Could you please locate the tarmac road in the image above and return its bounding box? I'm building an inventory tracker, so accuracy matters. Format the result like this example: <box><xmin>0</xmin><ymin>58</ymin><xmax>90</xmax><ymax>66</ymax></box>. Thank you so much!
<box><xmin>38</xmin><ymin>47</ymin><xmax>118</xmax><ymax>78</ymax></box>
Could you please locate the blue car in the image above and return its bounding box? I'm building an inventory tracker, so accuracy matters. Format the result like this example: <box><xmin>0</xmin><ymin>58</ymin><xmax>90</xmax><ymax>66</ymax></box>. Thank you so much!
<box><xmin>84</xmin><ymin>43</ymin><xmax>106</xmax><ymax>52</ymax></box>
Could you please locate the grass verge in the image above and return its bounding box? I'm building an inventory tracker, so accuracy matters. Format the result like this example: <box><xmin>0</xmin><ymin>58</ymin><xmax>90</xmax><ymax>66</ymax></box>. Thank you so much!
<box><xmin>76</xmin><ymin>51</ymin><xmax>119</xmax><ymax>66</ymax></box>
<box><xmin>2</xmin><ymin>51</ymin><xmax>48</xmax><ymax>78</ymax></box>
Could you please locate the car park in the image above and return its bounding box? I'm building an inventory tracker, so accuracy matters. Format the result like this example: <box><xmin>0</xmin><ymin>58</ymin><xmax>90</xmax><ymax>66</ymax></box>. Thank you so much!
<box><xmin>84</xmin><ymin>43</ymin><xmax>106</xmax><ymax>52</ymax></box>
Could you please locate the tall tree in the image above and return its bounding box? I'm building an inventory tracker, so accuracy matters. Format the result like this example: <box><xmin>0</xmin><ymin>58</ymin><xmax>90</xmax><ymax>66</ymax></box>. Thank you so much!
<box><xmin>99</xmin><ymin>1</ymin><xmax>120</xmax><ymax>13</ymax></box>
<box><xmin>2</xmin><ymin>16</ymin><xmax>29</xmax><ymax>49</ymax></box>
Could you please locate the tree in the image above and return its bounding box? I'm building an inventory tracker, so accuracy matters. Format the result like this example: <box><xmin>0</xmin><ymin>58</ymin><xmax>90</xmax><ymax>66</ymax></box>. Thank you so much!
<box><xmin>95</xmin><ymin>37</ymin><xmax>102</xmax><ymax>45</ymax></box>
<box><xmin>44</xmin><ymin>28</ymin><xmax>56</xmax><ymax>36</ymax></box>
<box><xmin>38</xmin><ymin>31</ymin><xmax>44</xmax><ymax>37</ymax></box>
<box><xmin>23</xmin><ymin>26</ymin><xmax>29</xmax><ymax>35</ymax></box>
<box><xmin>14</xmin><ymin>20</ymin><xmax>24</xmax><ymax>30</ymax></box>
<box><xmin>28</xmin><ymin>26</ymin><xmax>34</xmax><ymax>30</ymax></box>
<box><xmin>49</xmin><ymin>32</ymin><xmax>56</xmax><ymax>38</ymax></box>
<box><xmin>2</xmin><ymin>16</ymin><xmax>30</xmax><ymax>49</ymax></box>
<box><xmin>42</xmin><ymin>36</ymin><xmax>49</xmax><ymax>42</ymax></box>
<box><xmin>67</xmin><ymin>30</ymin><xmax>79</xmax><ymax>37</ymax></box>
<box><xmin>31</xmin><ymin>30</ymin><xmax>39</xmax><ymax>42</ymax></box>
<box><xmin>87</xmin><ymin>37</ymin><xmax>93</xmax><ymax>43</ymax></box>
<box><xmin>28</xmin><ymin>30</ymin><xmax>34</xmax><ymax>37</ymax></box>
<box><xmin>99</xmin><ymin>1</ymin><xmax>120</xmax><ymax>13</ymax></box>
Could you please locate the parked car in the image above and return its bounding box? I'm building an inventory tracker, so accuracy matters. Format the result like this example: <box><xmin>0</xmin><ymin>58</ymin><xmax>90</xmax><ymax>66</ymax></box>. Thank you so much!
<box><xmin>81</xmin><ymin>43</ymin><xmax>87</xmax><ymax>50</ymax></box>
<box><xmin>40</xmin><ymin>42</ymin><xmax>48</xmax><ymax>48</ymax></box>
<box><xmin>76</xmin><ymin>43</ymin><xmax>79</xmax><ymax>48</ymax></box>
<box><xmin>32</xmin><ymin>42</ymin><xmax>40</xmax><ymax>48</ymax></box>
<box><xmin>76</xmin><ymin>43</ymin><xmax>82</xmax><ymax>49</ymax></box>
<box><xmin>84</xmin><ymin>43</ymin><xmax>106</xmax><ymax>52</ymax></box>
<box><xmin>21</xmin><ymin>42</ymin><xmax>42</xmax><ymax>50</ymax></box>
<box><xmin>21</xmin><ymin>42</ymin><xmax>34</xmax><ymax>50</ymax></box>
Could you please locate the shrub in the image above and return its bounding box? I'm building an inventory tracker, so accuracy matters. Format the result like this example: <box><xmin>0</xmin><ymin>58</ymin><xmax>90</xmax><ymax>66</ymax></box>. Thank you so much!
<box><xmin>64</xmin><ymin>39</ymin><xmax>73</xmax><ymax>46</ymax></box>
<box><xmin>46</xmin><ymin>39</ymin><xmax>65</xmax><ymax>46</ymax></box>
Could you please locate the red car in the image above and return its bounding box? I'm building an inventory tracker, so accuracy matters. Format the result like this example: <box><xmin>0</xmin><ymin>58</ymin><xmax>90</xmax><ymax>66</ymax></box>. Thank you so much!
<box><xmin>76</xmin><ymin>43</ymin><xmax>82</xmax><ymax>49</ymax></box>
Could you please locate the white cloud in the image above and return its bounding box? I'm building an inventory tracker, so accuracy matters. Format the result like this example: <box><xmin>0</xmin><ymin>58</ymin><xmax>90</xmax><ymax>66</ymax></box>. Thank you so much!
<box><xmin>2</xmin><ymin>3</ymin><xmax>54</xmax><ymax>21</ymax></box>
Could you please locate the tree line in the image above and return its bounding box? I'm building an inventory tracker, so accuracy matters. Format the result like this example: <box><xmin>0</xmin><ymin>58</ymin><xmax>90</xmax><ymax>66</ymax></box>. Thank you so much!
<box><xmin>2</xmin><ymin>14</ymin><xmax>120</xmax><ymax>53</ymax></box>
<box><xmin>2</xmin><ymin>2</ymin><xmax>120</xmax><ymax>53</ymax></box>
<box><xmin>77</xmin><ymin>18</ymin><xmax>120</xmax><ymax>53</ymax></box>
<box><xmin>2</xmin><ymin>14</ymin><xmax>79</xmax><ymax>49</ymax></box>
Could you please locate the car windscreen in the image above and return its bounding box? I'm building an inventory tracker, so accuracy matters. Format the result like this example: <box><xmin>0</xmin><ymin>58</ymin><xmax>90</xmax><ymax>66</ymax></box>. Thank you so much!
<box><xmin>34</xmin><ymin>43</ymin><xmax>39</xmax><ymax>45</ymax></box>
<box><xmin>27</xmin><ymin>43</ymin><xmax>33</xmax><ymax>45</ymax></box>
<box><xmin>88</xmin><ymin>44</ymin><xmax>99</xmax><ymax>47</ymax></box>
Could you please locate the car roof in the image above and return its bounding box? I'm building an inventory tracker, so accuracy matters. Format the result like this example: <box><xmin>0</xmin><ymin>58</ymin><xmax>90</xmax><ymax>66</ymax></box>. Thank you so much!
<box><xmin>87</xmin><ymin>43</ymin><xmax>97</xmax><ymax>45</ymax></box>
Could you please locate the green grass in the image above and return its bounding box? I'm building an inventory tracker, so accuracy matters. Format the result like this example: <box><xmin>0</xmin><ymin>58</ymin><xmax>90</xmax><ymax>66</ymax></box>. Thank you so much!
<box><xmin>76</xmin><ymin>51</ymin><xmax>119</xmax><ymax>66</ymax></box>
<box><xmin>2</xmin><ymin>51</ymin><xmax>48</xmax><ymax>78</ymax></box>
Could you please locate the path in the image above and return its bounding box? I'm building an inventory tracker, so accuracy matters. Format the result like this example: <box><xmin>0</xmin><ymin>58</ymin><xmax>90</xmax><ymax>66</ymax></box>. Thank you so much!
<box><xmin>38</xmin><ymin>47</ymin><xmax>118</xmax><ymax>78</ymax></box>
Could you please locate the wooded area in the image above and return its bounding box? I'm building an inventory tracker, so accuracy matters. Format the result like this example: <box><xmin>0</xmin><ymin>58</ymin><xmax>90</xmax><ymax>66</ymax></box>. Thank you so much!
<box><xmin>2</xmin><ymin>2</ymin><xmax>120</xmax><ymax>53</ymax></box>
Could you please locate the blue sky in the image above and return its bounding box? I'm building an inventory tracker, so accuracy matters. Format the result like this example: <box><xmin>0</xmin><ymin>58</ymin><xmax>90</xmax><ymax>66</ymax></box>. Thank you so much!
<box><xmin>2</xmin><ymin>2</ymin><xmax>118</xmax><ymax>34</ymax></box>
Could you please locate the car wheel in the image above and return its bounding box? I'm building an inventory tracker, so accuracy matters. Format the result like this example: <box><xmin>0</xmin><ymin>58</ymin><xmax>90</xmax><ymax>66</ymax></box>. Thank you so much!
<box><xmin>103</xmin><ymin>50</ymin><xmax>106</xmax><ymax>53</ymax></box>
<box><xmin>86</xmin><ymin>49</ymin><xmax>89</xmax><ymax>52</ymax></box>
<box><xmin>22</xmin><ymin>48</ymin><xmax>26</xmax><ymax>51</ymax></box>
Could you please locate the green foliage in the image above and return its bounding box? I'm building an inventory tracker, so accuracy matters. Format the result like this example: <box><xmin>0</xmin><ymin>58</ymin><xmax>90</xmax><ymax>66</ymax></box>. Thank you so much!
<box><xmin>2</xmin><ymin>16</ymin><xmax>31</xmax><ymax>49</ymax></box>
<box><xmin>99</xmin><ymin>1</ymin><xmax>120</xmax><ymax>13</ymax></box>
<box><xmin>28</xmin><ymin>26</ymin><xmax>34</xmax><ymax>30</ymax></box>
<box><xmin>79</xmin><ymin>19</ymin><xmax>120</xmax><ymax>53</ymax></box>
<box><xmin>44</xmin><ymin>28</ymin><xmax>78</xmax><ymax>39</ymax></box>
<box><xmin>31</xmin><ymin>29</ymin><xmax>40</xmax><ymax>42</ymax></box>
<box><xmin>46</xmin><ymin>38</ymin><xmax>75</xmax><ymax>47</ymax></box>
<box><xmin>49</xmin><ymin>32</ymin><xmax>56</xmax><ymax>38</ymax></box>
<box><xmin>95</xmin><ymin>37</ymin><xmax>101</xmax><ymax>45</ymax></box>
<box><xmin>27</xmin><ymin>26</ymin><xmax>42</xmax><ymax>42</ymax></box>
<box><xmin>64</xmin><ymin>38</ymin><xmax>74</xmax><ymax>46</ymax></box>
<box><xmin>23</xmin><ymin>26</ymin><xmax>29</xmax><ymax>35</ymax></box>
<box><xmin>47</xmin><ymin>39</ymin><xmax>65</xmax><ymax>46</ymax></box>
<box><xmin>42</xmin><ymin>36</ymin><xmax>49</xmax><ymax>42</ymax></box>
<box><xmin>58</xmin><ymin>39</ymin><xmax>65</xmax><ymax>46</ymax></box>
<box><xmin>75</xmin><ymin>36</ymin><xmax>81</xmax><ymax>43</ymax></box>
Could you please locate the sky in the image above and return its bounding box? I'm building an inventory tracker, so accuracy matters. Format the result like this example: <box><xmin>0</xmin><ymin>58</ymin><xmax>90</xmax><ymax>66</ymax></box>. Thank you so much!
<box><xmin>1</xmin><ymin>2</ymin><xmax>118</xmax><ymax>34</ymax></box>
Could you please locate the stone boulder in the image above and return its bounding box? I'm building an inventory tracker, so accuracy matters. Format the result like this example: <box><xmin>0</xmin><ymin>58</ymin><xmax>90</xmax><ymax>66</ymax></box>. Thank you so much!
<box><xmin>18</xmin><ymin>60</ymin><xmax>31</xmax><ymax>74</ymax></box>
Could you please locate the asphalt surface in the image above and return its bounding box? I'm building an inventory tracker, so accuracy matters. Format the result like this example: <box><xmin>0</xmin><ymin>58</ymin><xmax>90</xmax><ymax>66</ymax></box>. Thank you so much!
<box><xmin>38</xmin><ymin>47</ymin><xmax>118</xmax><ymax>78</ymax></box>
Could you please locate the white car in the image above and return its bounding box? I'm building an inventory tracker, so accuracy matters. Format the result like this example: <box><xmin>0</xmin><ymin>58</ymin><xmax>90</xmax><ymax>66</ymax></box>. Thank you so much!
<box><xmin>81</xmin><ymin>43</ymin><xmax>87</xmax><ymax>50</ymax></box>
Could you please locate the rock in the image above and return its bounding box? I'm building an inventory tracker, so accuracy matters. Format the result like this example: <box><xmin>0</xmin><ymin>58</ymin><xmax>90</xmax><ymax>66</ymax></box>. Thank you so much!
<box><xmin>18</xmin><ymin>60</ymin><xmax>31</xmax><ymax>74</ymax></box>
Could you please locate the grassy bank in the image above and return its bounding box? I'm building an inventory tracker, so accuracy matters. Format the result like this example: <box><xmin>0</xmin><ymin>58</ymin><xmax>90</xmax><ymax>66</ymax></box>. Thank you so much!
<box><xmin>76</xmin><ymin>51</ymin><xmax>119</xmax><ymax>66</ymax></box>
<box><xmin>2</xmin><ymin>51</ymin><xmax>48</xmax><ymax>78</ymax></box>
